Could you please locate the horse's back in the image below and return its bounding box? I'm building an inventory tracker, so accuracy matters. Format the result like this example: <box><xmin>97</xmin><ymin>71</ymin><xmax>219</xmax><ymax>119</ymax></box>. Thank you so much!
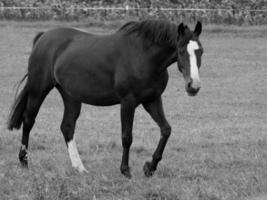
<box><xmin>28</xmin><ymin>27</ymin><xmax>169</xmax><ymax>106</ymax></box>
<box><xmin>49</xmin><ymin>29</ymin><xmax>123</xmax><ymax>105</ymax></box>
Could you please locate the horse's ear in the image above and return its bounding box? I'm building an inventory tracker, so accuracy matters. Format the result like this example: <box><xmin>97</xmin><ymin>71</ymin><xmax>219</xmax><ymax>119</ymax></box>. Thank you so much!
<box><xmin>178</xmin><ymin>22</ymin><xmax>185</xmax><ymax>36</ymax></box>
<box><xmin>194</xmin><ymin>21</ymin><xmax>202</xmax><ymax>37</ymax></box>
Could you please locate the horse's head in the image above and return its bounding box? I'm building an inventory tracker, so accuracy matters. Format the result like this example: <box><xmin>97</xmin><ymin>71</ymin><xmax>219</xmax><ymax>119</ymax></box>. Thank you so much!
<box><xmin>177</xmin><ymin>22</ymin><xmax>203</xmax><ymax>96</ymax></box>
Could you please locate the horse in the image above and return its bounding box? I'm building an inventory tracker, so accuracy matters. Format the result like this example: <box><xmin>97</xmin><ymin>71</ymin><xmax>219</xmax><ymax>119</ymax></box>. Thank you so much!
<box><xmin>7</xmin><ymin>20</ymin><xmax>203</xmax><ymax>178</ymax></box>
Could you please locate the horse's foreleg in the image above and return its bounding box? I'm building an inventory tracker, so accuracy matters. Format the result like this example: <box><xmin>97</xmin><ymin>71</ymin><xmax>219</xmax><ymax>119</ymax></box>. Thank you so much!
<box><xmin>142</xmin><ymin>96</ymin><xmax>171</xmax><ymax>177</ymax></box>
<box><xmin>120</xmin><ymin>95</ymin><xmax>136</xmax><ymax>178</ymax></box>
<box><xmin>58</xmin><ymin>89</ymin><xmax>87</xmax><ymax>173</ymax></box>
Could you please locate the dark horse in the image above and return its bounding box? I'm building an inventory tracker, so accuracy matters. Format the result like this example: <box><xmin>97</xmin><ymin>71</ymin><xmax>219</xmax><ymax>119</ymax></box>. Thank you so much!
<box><xmin>8</xmin><ymin>20</ymin><xmax>203</xmax><ymax>178</ymax></box>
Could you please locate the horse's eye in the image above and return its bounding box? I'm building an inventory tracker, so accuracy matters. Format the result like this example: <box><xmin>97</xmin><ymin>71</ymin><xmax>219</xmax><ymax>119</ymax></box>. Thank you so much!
<box><xmin>196</xmin><ymin>49</ymin><xmax>203</xmax><ymax>56</ymax></box>
<box><xmin>179</xmin><ymin>50</ymin><xmax>185</xmax><ymax>56</ymax></box>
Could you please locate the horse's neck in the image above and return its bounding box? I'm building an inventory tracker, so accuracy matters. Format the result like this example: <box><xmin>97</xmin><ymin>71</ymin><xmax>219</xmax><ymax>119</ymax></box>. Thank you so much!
<box><xmin>149</xmin><ymin>45</ymin><xmax>177</xmax><ymax>73</ymax></box>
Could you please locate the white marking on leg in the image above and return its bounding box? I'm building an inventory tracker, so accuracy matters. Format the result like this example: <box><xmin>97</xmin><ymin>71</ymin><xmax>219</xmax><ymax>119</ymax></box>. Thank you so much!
<box><xmin>187</xmin><ymin>40</ymin><xmax>200</xmax><ymax>85</ymax></box>
<box><xmin>67</xmin><ymin>138</ymin><xmax>88</xmax><ymax>173</ymax></box>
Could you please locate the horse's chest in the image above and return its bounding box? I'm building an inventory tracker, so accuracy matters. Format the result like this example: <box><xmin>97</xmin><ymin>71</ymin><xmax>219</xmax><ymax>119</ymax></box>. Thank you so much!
<box><xmin>137</xmin><ymin>85</ymin><xmax>165</xmax><ymax>102</ymax></box>
<box><xmin>114</xmin><ymin>68</ymin><xmax>169</xmax><ymax>102</ymax></box>
<box><xmin>128</xmin><ymin>74</ymin><xmax>168</xmax><ymax>102</ymax></box>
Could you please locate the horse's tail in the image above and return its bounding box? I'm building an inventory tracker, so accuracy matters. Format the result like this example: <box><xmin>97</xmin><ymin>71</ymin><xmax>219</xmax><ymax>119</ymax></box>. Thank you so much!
<box><xmin>7</xmin><ymin>74</ymin><xmax>28</xmax><ymax>130</ymax></box>
<box><xmin>8</xmin><ymin>32</ymin><xmax>45</xmax><ymax>130</ymax></box>
<box><xmin>32</xmin><ymin>32</ymin><xmax>44</xmax><ymax>47</ymax></box>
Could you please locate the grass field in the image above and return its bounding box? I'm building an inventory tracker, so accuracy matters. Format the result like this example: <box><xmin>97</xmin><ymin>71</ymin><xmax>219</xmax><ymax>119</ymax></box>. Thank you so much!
<box><xmin>0</xmin><ymin>21</ymin><xmax>267</xmax><ymax>200</ymax></box>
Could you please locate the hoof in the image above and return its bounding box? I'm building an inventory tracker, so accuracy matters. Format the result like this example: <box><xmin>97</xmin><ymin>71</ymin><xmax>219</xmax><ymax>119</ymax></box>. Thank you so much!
<box><xmin>120</xmin><ymin>166</ymin><xmax>132</xmax><ymax>178</ymax></box>
<box><xmin>19</xmin><ymin>147</ymin><xmax>28</xmax><ymax>168</ymax></box>
<box><xmin>19</xmin><ymin>158</ymin><xmax>28</xmax><ymax>167</ymax></box>
<box><xmin>143</xmin><ymin>162</ymin><xmax>155</xmax><ymax>177</ymax></box>
<box><xmin>73</xmin><ymin>166</ymin><xmax>89</xmax><ymax>174</ymax></box>
<box><xmin>82</xmin><ymin>168</ymin><xmax>89</xmax><ymax>174</ymax></box>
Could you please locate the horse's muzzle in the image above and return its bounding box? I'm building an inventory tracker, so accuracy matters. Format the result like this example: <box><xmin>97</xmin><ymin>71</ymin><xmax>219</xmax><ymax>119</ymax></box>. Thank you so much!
<box><xmin>185</xmin><ymin>79</ymin><xmax>201</xmax><ymax>96</ymax></box>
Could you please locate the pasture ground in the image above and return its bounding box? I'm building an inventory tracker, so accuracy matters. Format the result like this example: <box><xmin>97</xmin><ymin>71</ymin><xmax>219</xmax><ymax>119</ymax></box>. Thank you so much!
<box><xmin>0</xmin><ymin>21</ymin><xmax>267</xmax><ymax>200</ymax></box>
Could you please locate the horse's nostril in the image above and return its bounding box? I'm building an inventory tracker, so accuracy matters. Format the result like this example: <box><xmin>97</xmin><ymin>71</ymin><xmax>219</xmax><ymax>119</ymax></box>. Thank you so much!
<box><xmin>187</xmin><ymin>82</ymin><xmax>192</xmax><ymax>89</ymax></box>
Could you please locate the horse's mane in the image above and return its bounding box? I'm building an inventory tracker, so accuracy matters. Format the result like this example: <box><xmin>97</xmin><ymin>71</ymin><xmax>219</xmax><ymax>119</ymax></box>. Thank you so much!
<box><xmin>118</xmin><ymin>20</ymin><xmax>178</xmax><ymax>47</ymax></box>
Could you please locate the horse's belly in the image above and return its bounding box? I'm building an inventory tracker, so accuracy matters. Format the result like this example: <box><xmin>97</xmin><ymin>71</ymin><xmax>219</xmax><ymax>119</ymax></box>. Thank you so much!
<box><xmin>64</xmin><ymin>82</ymin><xmax>120</xmax><ymax>106</ymax></box>
<box><xmin>56</xmin><ymin>68</ymin><xmax>120</xmax><ymax>106</ymax></box>
<box><xmin>80</xmin><ymin>91</ymin><xmax>120</xmax><ymax>106</ymax></box>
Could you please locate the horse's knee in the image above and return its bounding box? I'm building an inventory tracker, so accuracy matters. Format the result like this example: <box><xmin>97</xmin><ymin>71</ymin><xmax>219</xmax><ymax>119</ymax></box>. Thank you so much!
<box><xmin>122</xmin><ymin>133</ymin><xmax>132</xmax><ymax>148</ymax></box>
<box><xmin>161</xmin><ymin>124</ymin><xmax>171</xmax><ymax>138</ymax></box>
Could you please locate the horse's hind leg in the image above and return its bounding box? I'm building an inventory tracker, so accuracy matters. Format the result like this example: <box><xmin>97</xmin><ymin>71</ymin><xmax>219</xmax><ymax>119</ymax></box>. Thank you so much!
<box><xmin>19</xmin><ymin>89</ymin><xmax>51</xmax><ymax>167</ymax></box>
<box><xmin>57</xmin><ymin>87</ymin><xmax>87</xmax><ymax>173</ymax></box>
<box><xmin>142</xmin><ymin>96</ymin><xmax>171</xmax><ymax>177</ymax></box>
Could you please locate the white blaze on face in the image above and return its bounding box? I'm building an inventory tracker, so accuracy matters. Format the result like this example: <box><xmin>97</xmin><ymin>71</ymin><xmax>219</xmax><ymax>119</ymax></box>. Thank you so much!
<box><xmin>67</xmin><ymin>137</ymin><xmax>88</xmax><ymax>173</ymax></box>
<box><xmin>187</xmin><ymin>40</ymin><xmax>200</xmax><ymax>85</ymax></box>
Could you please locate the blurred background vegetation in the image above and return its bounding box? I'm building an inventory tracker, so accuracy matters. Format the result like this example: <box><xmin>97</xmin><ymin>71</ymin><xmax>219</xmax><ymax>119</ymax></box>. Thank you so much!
<box><xmin>0</xmin><ymin>0</ymin><xmax>266</xmax><ymax>25</ymax></box>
